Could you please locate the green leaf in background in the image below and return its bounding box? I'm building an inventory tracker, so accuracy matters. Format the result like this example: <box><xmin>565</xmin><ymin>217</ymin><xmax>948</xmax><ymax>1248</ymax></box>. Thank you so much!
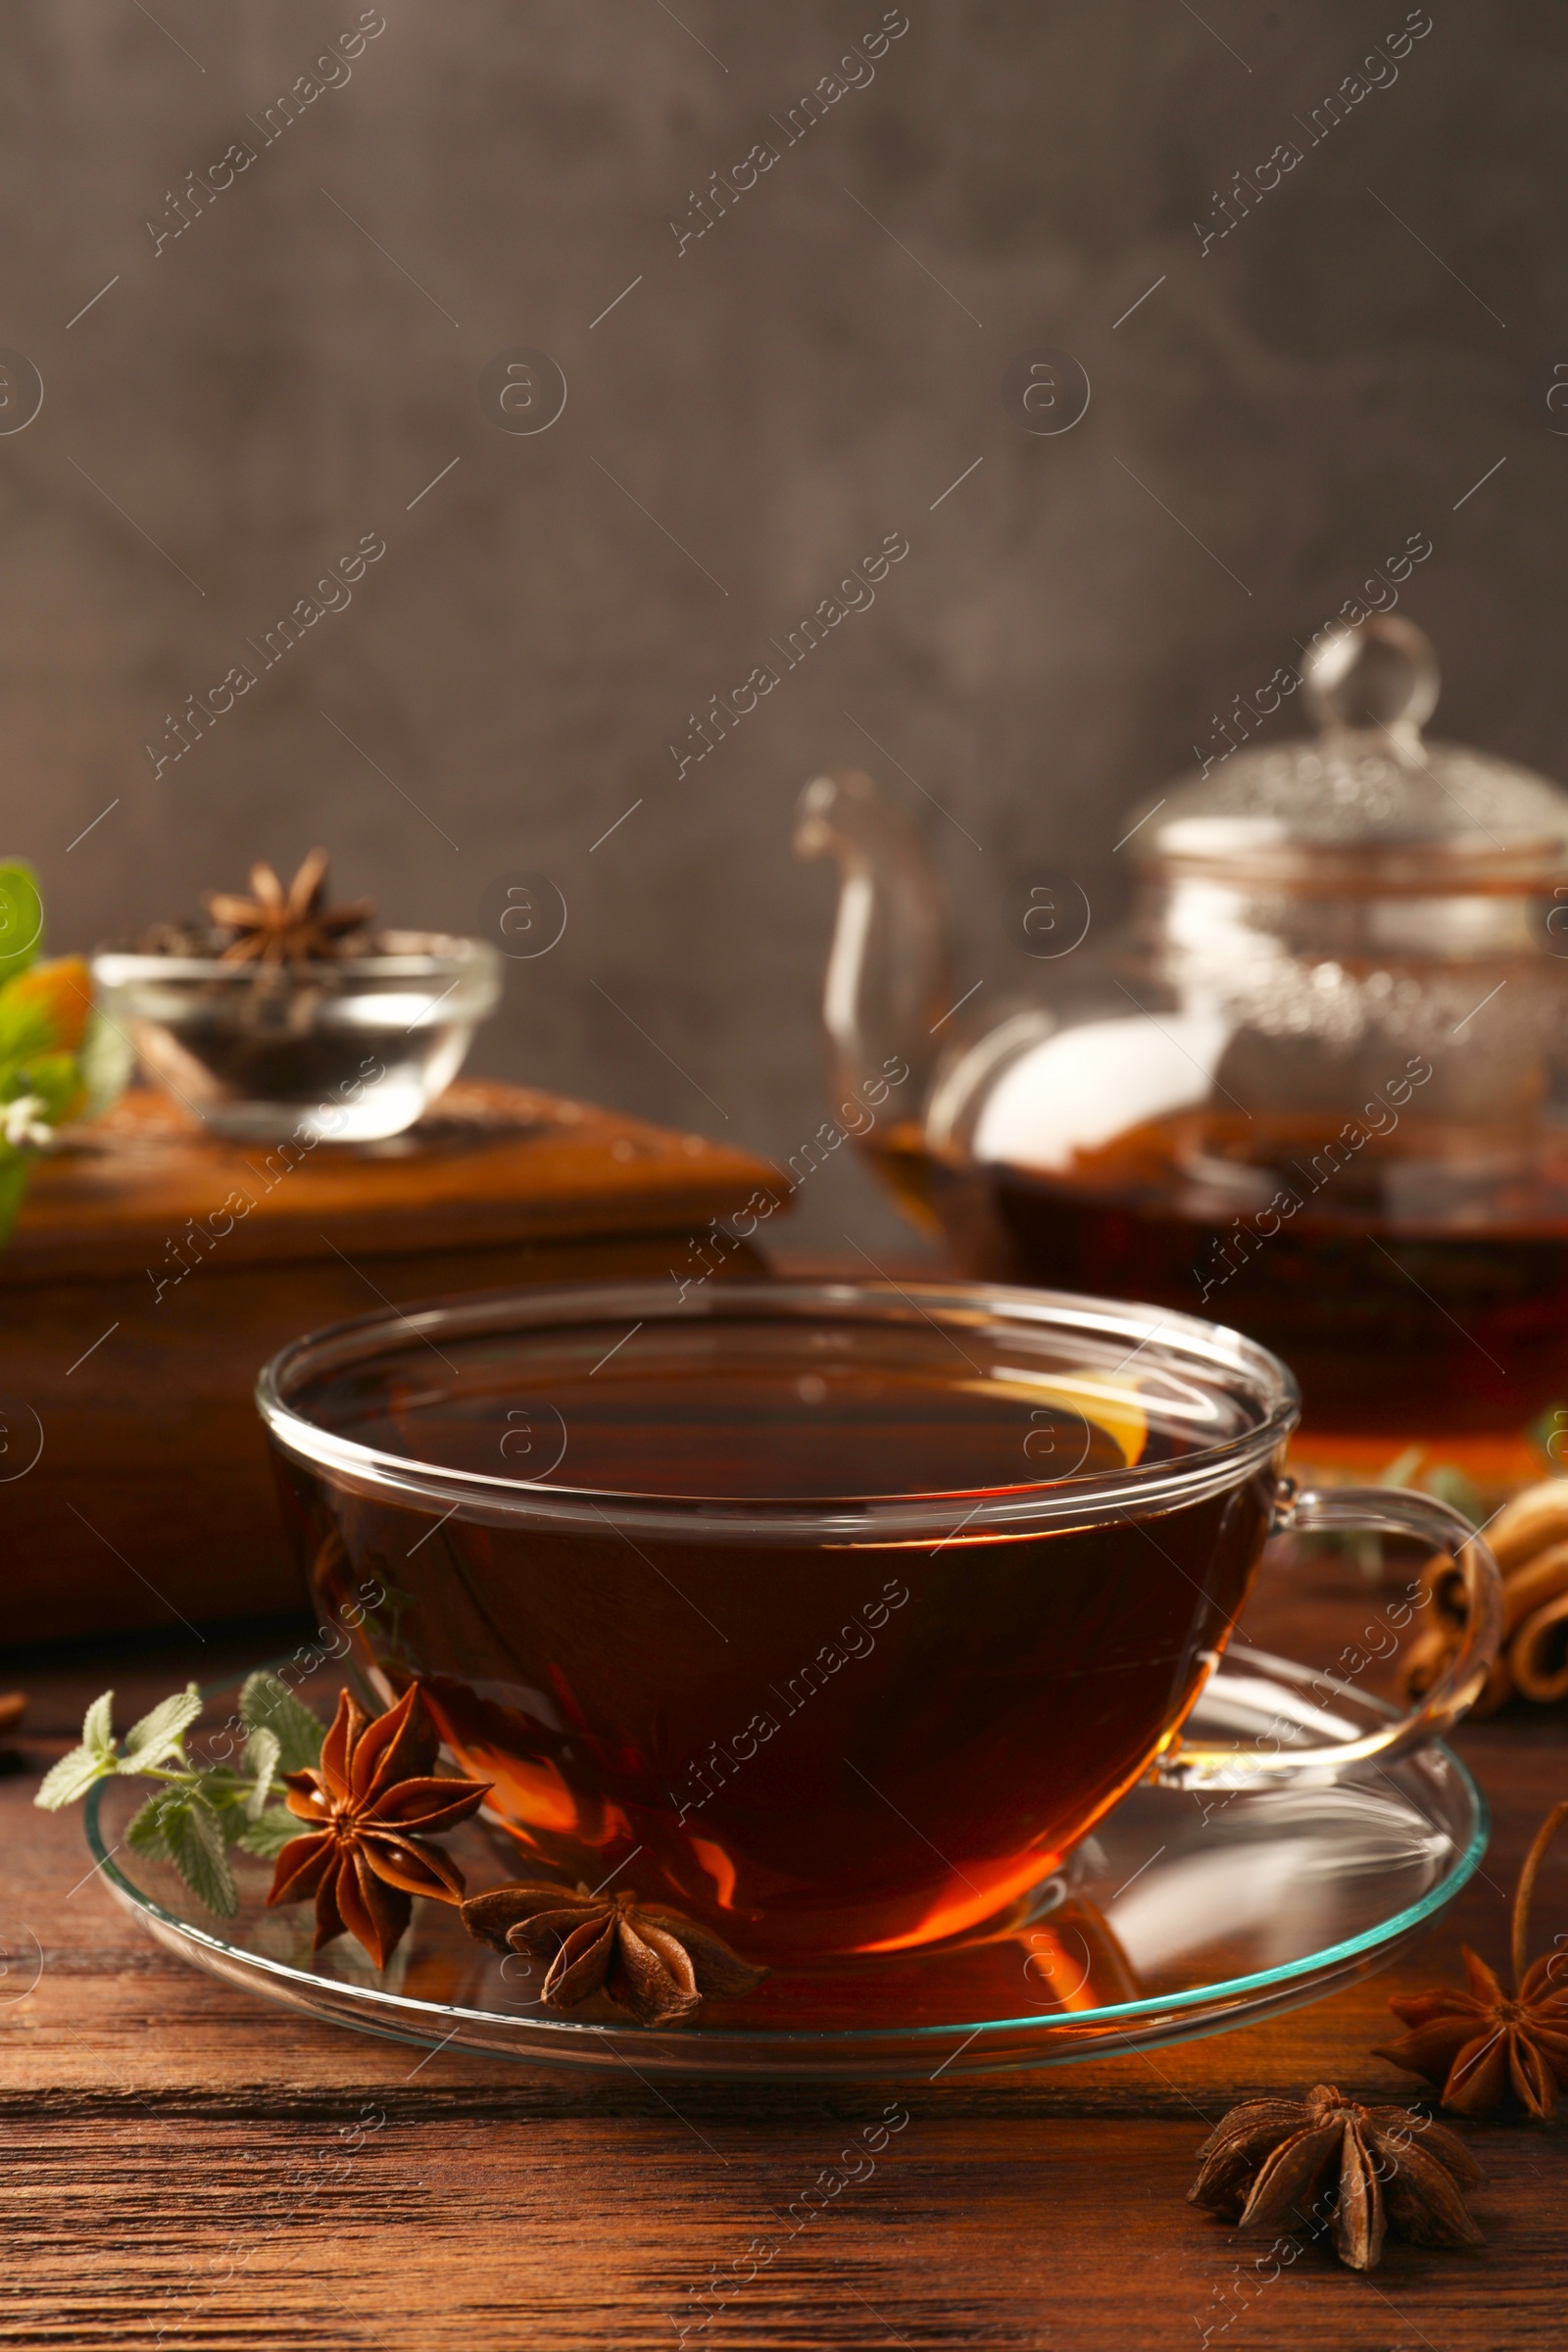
<box><xmin>234</xmin><ymin>1806</ymin><xmax>306</xmax><ymax>1861</ymax></box>
<box><xmin>1372</xmin><ymin>1444</ymin><xmax>1484</xmax><ymax>1530</ymax></box>
<box><xmin>75</xmin><ymin>1008</ymin><xmax>136</xmax><ymax>1121</ymax></box>
<box><xmin>0</xmin><ymin>862</ymin><xmax>133</xmax><ymax>1262</ymax></box>
<box><xmin>0</xmin><ymin>1152</ymin><xmax>26</xmax><ymax>1249</ymax></box>
<box><xmin>0</xmin><ymin>991</ymin><xmax>58</xmax><ymax>1066</ymax></box>
<box><xmin>1377</xmin><ymin>1444</ymin><xmax>1426</xmax><ymax>1491</ymax></box>
<box><xmin>1422</xmin><ymin>1462</ymin><xmax>1485</xmax><ymax>1528</ymax></box>
<box><xmin>0</xmin><ymin>862</ymin><xmax>42</xmax><ymax>986</ymax></box>
<box><xmin>239</xmin><ymin>1672</ymin><xmax>325</xmax><ymax>1774</ymax></box>
<box><xmin>120</xmin><ymin>1684</ymin><xmax>203</xmax><ymax>1772</ymax></box>
<box><xmin>1526</xmin><ymin>1403</ymin><xmax>1568</xmax><ymax>1476</ymax></box>
<box><xmin>5</xmin><ymin>1051</ymin><xmax>82</xmax><ymax>1128</ymax></box>
<box><xmin>162</xmin><ymin>1792</ymin><xmax>238</xmax><ymax>1918</ymax></box>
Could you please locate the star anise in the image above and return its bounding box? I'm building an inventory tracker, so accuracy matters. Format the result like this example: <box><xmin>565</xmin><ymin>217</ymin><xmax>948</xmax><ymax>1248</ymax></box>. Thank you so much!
<box><xmin>461</xmin><ymin>1881</ymin><xmax>766</xmax><ymax>2027</ymax></box>
<box><xmin>267</xmin><ymin>1685</ymin><xmax>491</xmax><ymax>1970</ymax></box>
<box><xmin>1376</xmin><ymin>1798</ymin><xmax>1568</xmax><ymax>2119</ymax></box>
<box><xmin>1189</xmin><ymin>2083</ymin><xmax>1484</xmax><ymax>2271</ymax></box>
<box><xmin>204</xmin><ymin>847</ymin><xmax>374</xmax><ymax>966</ymax></box>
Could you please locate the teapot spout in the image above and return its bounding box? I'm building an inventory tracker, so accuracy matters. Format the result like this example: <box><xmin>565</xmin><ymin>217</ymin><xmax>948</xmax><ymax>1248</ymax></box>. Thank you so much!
<box><xmin>793</xmin><ymin>767</ymin><xmax>954</xmax><ymax>1148</ymax></box>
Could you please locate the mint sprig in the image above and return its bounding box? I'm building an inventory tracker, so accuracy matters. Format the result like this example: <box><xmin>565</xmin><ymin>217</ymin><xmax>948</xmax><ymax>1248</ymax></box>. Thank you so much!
<box><xmin>36</xmin><ymin>1673</ymin><xmax>325</xmax><ymax>1919</ymax></box>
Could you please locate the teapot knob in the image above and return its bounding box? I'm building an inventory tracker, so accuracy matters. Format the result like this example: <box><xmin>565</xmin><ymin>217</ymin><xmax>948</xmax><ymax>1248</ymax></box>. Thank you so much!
<box><xmin>1300</xmin><ymin>614</ymin><xmax>1440</xmax><ymax>734</ymax></box>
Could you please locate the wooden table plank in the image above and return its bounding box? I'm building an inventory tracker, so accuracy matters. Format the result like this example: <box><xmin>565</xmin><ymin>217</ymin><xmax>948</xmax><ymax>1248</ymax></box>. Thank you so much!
<box><xmin>2</xmin><ymin>2109</ymin><xmax>1561</xmax><ymax>2351</ymax></box>
<box><xmin>4</xmin><ymin>1548</ymin><xmax>1566</xmax><ymax>2348</ymax></box>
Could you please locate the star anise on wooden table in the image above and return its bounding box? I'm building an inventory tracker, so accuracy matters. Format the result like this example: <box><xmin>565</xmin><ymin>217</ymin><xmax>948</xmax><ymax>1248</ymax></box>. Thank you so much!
<box><xmin>1188</xmin><ymin>2083</ymin><xmax>1484</xmax><ymax>2271</ymax></box>
<box><xmin>268</xmin><ymin>1685</ymin><xmax>491</xmax><ymax>1969</ymax></box>
<box><xmin>205</xmin><ymin>847</ymin><xmax>374</xmax><ymax>966</ymax></box>
<box><xmin>1376</xmin><ymin>1798</ymin><xmax>1568</xmax><ymax>2119</ymax></box>
<box><xmin>462</xmin><ymin>1882</ymin><xmax>766</xmax><ymax>2027</ymax></box>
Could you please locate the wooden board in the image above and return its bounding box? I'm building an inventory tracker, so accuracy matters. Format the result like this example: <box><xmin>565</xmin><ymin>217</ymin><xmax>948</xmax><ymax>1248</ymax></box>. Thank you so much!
<box><xmin>0</xmin><ymin>1085</ymin><xmax>783</xmax><ymax>1642</ymax></box>
<box><xmin>2</xmin><ymin>1555</ymin><xmax>1565</xmax><ymax>2347</ymax></box>
<box><xmin>3</xmin><ymin>1082</ymin><xmax>781</xmax><ymax>1284</ymax></box>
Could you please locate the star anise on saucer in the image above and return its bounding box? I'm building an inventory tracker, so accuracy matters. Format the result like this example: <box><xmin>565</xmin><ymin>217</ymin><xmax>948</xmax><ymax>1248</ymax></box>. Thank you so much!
<box><xmin>1188</xmin><ymin>2084</ymin><xmax>1484</xmax><ymax>2271</ymax></box>
<box><xmin>204</xmin><ymin>848</ymin><xmax>374</xmax><ymax>966</ymax></box>
<box><xmin>267</xmin><ymin>1685</ymin><xmax>491</xmax><ymax>1970</ymax></box>
<box><xmin>1375</xmin><ymin>1798</ymin><xmax>1568</xmax><ymax>2120</ymax></box>
<box><xmin>461</xmin><ymin>1882</ymin><xmax>766</xmax><ymax>2027</ymax></box>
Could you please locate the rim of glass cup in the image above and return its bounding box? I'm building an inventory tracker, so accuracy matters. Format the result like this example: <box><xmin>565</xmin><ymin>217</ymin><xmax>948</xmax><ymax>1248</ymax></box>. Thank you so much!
<box><xmin>91</xmin><ymin>933</ymin><xmax>500</xmax><ymax>986</ymax></box>
<box><xmin>257</xmin><ymin>1277</ymin><xmax>1301</xmax><ymax>1544</ymax></box>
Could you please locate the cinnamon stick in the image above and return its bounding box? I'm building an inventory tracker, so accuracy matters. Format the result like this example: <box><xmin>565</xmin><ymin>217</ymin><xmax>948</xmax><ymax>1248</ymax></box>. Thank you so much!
<box><xmin>1398</xmin><ymin>1624</ymin><xmax>1513</xmax><ymax>1717</ymax></box>
<box><xmin>1501</xmin><ymin>1540</ymin><xmax>1568</xmax><ymax>1640</ymax></box>
<box><xmin>1510</xmin><ymin>1588</ymin><xmax>1568</xmax><ymax>1704</ymax></box>
<box><xmin>1484</xmin><ymin>1481</ymin><xmax>1568</xmax><ymax>1574</ymax></box>
<box><xmin>1402</xmin><ymin>1512</ymin><xmax>1568</xmax><ymax>1716</ymax></box>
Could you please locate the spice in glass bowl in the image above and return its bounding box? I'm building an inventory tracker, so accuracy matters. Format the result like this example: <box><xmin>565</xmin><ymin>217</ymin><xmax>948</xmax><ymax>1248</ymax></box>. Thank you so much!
<box><xmin>93</xmin><ymin>851</ymin><xmax>501</xmax><ymax>1143</ymax></box>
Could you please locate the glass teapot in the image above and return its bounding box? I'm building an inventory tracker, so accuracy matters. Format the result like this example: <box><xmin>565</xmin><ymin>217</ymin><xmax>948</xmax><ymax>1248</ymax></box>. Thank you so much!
<box><xmin>795</xmin><ymin>617</ymin><xmax>1568</xmax><ymax>1433</ymax></box>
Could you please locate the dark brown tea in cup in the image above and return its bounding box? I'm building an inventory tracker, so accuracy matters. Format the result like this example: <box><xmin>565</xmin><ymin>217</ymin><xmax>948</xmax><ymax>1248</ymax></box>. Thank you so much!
<box><xmin>268</xmin><ymin>1299</ymin><xmax>1280</xmax><ymax>1963</ymax></box>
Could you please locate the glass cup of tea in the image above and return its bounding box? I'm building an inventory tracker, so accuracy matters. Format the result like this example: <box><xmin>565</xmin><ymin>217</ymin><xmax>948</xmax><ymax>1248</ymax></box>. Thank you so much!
<box><xmin>258</xmin><ymin>1280</ymin><xmax>1503</xmax><ymax>1966</ymax></box>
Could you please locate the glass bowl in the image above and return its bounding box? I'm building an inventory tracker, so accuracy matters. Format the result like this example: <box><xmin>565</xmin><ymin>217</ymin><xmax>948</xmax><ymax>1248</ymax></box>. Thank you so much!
<box><xmin>90</xmin><ymin>931</ymin><xmax>502</xmax><ymax>1142</ymax></box>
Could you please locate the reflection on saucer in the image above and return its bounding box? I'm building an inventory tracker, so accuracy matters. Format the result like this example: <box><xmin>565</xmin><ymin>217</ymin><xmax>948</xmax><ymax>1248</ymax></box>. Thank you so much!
<box><xmin>1101</xmin><ymin>1786</ymin><xmax>1457</xmax><ymax>1983</ymax></box>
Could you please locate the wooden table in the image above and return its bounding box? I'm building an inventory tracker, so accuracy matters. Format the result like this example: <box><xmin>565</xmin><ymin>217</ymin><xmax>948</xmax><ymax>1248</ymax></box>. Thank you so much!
<box><xmin>5</xmin><ymin>1549</ymin><xmax>1565</xmax><ymax>2349</ymax></box>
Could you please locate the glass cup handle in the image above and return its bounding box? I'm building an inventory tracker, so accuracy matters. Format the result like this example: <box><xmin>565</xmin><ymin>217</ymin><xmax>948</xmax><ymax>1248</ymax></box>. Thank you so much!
<box><xmin>1154</xmin><ymin>1482</ymin><xmax>1504</xmax><ymax>1788</ymax></box>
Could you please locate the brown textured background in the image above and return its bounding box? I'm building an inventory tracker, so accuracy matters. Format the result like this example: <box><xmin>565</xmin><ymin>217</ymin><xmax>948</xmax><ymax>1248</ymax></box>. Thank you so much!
<box><xmin>4</xmin><ymin>0</ymin><xmax>1561</xmax><ymax>1247</ymax></box>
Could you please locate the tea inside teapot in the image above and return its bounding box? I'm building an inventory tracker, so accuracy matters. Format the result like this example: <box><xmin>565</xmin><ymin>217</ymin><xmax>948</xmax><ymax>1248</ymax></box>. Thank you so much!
<box><xmin>797</xmin><ymin>618</ymin><xmax>1568</xmax><ymax>1434</ymax></box>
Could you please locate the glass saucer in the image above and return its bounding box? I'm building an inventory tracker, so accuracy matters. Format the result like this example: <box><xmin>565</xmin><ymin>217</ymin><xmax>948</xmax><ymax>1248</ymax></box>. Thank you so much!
<box><xmin>85</xmin><ymin>1646</ymin><xmax>1486</xmax><ymax>2082</ymax></box>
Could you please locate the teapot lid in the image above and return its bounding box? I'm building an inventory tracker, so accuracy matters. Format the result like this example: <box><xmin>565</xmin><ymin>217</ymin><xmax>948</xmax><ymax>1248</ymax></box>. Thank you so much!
<box><xmin>1131</xmin><ymin>617</ymin><xmax>1568</xmax><ymax>887</ymax></box>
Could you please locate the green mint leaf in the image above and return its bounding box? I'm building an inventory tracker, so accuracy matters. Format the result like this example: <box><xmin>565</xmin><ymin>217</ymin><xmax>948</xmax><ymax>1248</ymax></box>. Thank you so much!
<box><xmin>121</xmin><ymin>1684</ymin><xmax>203</xmax><ymax>1771</ymax></box>
<box><xmin>9</xmin><ymin>1049</ymin><xmax>79</xmax><ymax>1127</ymax></box>
<box><xmin>193</xmin><ymin>1768</ymin><xmax>247</xmax><ymax>1807</ymax></box>
<box><xmin>76</xmin><ymin>1007</ymin><xmax>136</xmax><ymax>1121</ymax></box>
<box><xmin>0</xmin><ymin>862</ymin><xmax>43</xmax><ymax>986</ymax></box>
<box><xmin>34</xmin><ymin>1740</ymin><xmax>114</xmax><ymax>1810</ymax></box>
<box><xmin>239</xmin><ymin>1672</ymin><xmax>324</xmax><ymax>1775</ymax></box>
<box><xmin>242</xmin><ymin>1725</ymin><xmax>281</xmax><ymax>1818</ymax></box>
<box><xmin>124</xmin><ymin>1790</ymin><xmax>181</xmax><ymax>1859</ymax></box>
<box><xmin>1377</xmin><ymin>1443</ymin><xmax>1426</xmax><ymax>1492</ymax></box>
<box><xmin>164</xmin><ymin>1790</ymin><xmax>238</xmax><ymax>1917</ymax></box>
<box><xmin>234</xmin><ymin>1805</ymin><xmax>304</xmax><ymax>1860</ymax></box>
<box><xmin>190</xmin><ymin>1772</ymin><xmax>256</xmax><ymax>1842</ymax></box>
<box><xmin>1424</xmin><ymin>1462</ymin><xmax>1484</xmax><ymax>1529</ymax></box>
<box><xmin>0</xmin><ymin>991</ymin><xmax>59</xmax><ymax>1064</ymax></box>
<box><xmin>82</xmin><ymin>1690</ymin><xmax>116</xmax><ymax>1759</ymax></box>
